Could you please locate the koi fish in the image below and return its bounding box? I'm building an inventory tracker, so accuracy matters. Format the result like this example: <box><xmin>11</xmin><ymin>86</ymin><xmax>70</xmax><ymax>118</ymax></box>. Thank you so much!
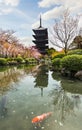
<box><xmin>32</xmin><ymin>112</ymin><xmax>52</xmax><ymax>124</ymax></box>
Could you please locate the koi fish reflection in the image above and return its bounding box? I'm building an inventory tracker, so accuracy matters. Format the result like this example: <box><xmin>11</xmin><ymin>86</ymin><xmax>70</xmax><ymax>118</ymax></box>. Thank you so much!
<box><xmin>32</xmin><ymin>112</ymin><xmax>52</xmax><ymax>124</ymax></box>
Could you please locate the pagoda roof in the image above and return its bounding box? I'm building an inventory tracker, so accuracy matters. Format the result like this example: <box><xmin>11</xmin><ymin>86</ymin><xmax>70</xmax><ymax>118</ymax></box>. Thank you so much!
<box><xmin>32</xmin><ymin>28</ymin><xmax>47</xmax><ymax>35</ymax></box>
<box><xmin>33</xmin><ymin>27</ymin><xmax>47</xmax><ymax>31</ymax></box>
<box><xmin>32</xmin><ymin>39</ymin><xmax>48</xmax><ymax>44</ymax></box>
<box><xmin>36</xmin><ymin>44</ymin><xmax>48</xmax><ymax>48</ymax></box>
<box><xmin>38</xmin><ymin>49</ymin><xmax>48</xmax><ymax>54</ymax></box>
<box><xmin>32</xmin><ymin>34</ymin><xmax>47</xmax><ymax>38</ymax></box>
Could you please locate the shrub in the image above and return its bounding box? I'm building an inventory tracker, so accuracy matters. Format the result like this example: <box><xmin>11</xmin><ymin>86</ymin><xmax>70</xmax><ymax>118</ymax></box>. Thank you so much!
<box><xmin>52</xmin><ymin>58</ymin><xmax>61</xmax><ymax>70</ymax></box>
<box><xmin>25</xmin><ymin>58</ymin><xmax>37</xmax><ymax>64</ymax></box>
<box><xmin>25</xmin><ymin>58</ymin><xmax>29</xmax><ymax>64</ymax></box>
<box><xmin>52</xmin><ymin>53</ymin><xmax>65</xmax><ymax>59</ymax></box>
<box><xmin>14</xmin><ymin>57</ymin><xmax>23</xmax><ymax>63</ymax></box>
<box><xmin>0</xmin><ymin>58</ymin><xmax>7</xmax><ymax>65</ymax></box>
<box><xmin>61</xmin><ymin>55</ymin><xmax>82</xmax><ymax>71</ymax></box>
<box><xmin>6</xmin><ymin>58</ymin><xmax>17</xmax><ymax>65</ymax></box>
<box><xmin>6</xmin><ymin>58</ymin><xmax>14</xmax><ymax>62</ymax></box>
<box><xmin>67</xmin><ymin>49</ymin><xmax>82</xmax><ymax>55</ymax></box>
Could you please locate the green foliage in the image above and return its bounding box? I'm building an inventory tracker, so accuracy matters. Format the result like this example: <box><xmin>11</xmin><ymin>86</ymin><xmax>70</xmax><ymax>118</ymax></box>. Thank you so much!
<box><xmin>52</xmin><ymin>58</ymin><xmax>61</xmax><ymax>70</ymax></box>
<box><xmin>6</xmin><ymin>58</ymin><xmax>14</xmax><ymax>62</ymax></box>
<box><xmin>47</xmin><ymin>48</ymin><xmax>56</xmax><ymax>56</ymax></box>
<box><xmin>6</xmin><ymin>58</ymin><xmax>21</xmax><ymax>65</ymax></box>
<box><xmin>14</xmin><ymin>57</ymin><xmax>23</xmax><ymax>63</ymax></box>
<box><xmin>25</xmin><ymin>58</ymin><xmax>37</xmax><ymax>64</ymax></box>
<box><xmin>61</xmin><ymin>55</ymin><xmax>82</xmax><ymax>71</ymax></box>
<box><xmin>52</xmin><ymin>53</ymin><xmax>65</xmax><ymax>59</ymax></box>
<box><xmin>25</xmin><ymin>58</ymin><xmax>29</xmax><ymax>64</ymax></box>
<box><xmin>0</xmin><ymin>58</ymin><xmax>7</xmax><ymax>65</ymax></box>
<box><xmin>67</xmin><ymin>49</ymin><xmax>82</xmax><ymax>55</ymax></box>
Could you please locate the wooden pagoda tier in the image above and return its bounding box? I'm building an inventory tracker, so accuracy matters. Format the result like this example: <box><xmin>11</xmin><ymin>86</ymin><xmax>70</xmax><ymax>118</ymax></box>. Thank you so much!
<box><xmin>32</xmin><ymin>39</ymin><xmax>48</xmax><ymax>45</ymax></box>
<box><xmin>33</xmin><ymin>34</ymin><xmax>48</xmax><ymax>40</ymax></box>
<box><xmin>32</xmin><ymin>28</ymin><xmax>48</xmax><ymax>54</ymax></box>
<box><xmin>32</xmin><ymin>16</ymin><xmax>49</xmax><ymax>55</ymax></box>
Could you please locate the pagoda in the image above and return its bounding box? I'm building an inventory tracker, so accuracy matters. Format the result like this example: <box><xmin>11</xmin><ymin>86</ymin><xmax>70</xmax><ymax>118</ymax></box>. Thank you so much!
<box><xmin>32</xmin><ymin>15</ymin><xmax>48</xmax><ymax>55</ymax></box>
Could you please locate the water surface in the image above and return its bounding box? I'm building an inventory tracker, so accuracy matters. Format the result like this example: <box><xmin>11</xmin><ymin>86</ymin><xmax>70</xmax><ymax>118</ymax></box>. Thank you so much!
<box><xmin>0</xmin><ymin>65</ymin><xmax>82</xmax><ymax>130</ymax></box>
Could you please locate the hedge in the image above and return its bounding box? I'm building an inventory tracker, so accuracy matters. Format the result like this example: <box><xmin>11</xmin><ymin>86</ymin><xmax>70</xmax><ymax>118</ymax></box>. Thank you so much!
<box><xmin>25</xmin><ymin>58</ymin><xmax>37</xmax><ymax>64</ymax></box>
<box><xmin>52</xmin><ymin>53</ymin><xmax>65</xmax><ymax>59</ymax></box>
<box><xmin>67</xmin><ymin>49</ymin><xmax>82</xmax><ymax>55</ymax></box>
<box><xmin>14</xmin><ymin>57</ymin><xmax>23</xmax><ymax>63</ymax></box>
<box><xmin>52</xmin><ymin>58</ymin><xmax>61</xmax><ymax>70</ymax></box>
<box><xmin>61</xmin><ymin>55</ymin><xmax>82</xmax><ymax>71</ymax></box>
<box><xmin>0</xmin><ymin>58</ymin><xmax>7</xmax><ymax>65</ymax></box>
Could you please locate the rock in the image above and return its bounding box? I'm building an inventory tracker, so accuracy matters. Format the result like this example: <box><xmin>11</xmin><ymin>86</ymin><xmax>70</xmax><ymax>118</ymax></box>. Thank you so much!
<box><xmin>75</xmin><ymin>70</ymin><xmax>82</xmax><ymax>80</ymax></box>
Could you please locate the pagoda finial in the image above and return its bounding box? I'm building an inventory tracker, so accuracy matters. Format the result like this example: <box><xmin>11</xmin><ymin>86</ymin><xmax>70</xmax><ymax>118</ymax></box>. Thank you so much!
<box><xmin>39</xmin><ymin>14</ymin><xmax>42</xmax><ymax>28</ymax></box>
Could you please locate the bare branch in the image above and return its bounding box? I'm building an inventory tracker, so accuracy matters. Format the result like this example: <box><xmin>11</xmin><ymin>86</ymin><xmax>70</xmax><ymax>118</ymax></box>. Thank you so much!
<box><xmin>50</xmin><ymin>9</ymin><xmax>78</xmax><ymax>53</ymax></box>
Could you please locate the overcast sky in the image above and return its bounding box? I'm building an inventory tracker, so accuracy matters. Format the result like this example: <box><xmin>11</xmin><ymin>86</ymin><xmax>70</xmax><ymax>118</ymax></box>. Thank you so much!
<box><xmin>0</xmin><ymin>0</ymin><xmax>82</xmax><ymax>48</ymax></box>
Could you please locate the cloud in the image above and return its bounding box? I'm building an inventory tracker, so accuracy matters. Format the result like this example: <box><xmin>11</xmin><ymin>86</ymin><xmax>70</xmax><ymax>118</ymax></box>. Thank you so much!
<box><xmin>38</xmin><ymin>0</ymin><xmax>82</xmax><ymax>28</ymax></box>
<box><xmin>42</xmin><ymin>6</ymin><xmax>64</xmax><ymax>20</ymax></box>
<box><xmin>2</xmin><ymin>0</ymin><xmax>20</xmax><ymax>6</ymax></box>
<box><xmin>0</xmin><ymin>8</ymin><xmax>24</xmax><ymax>16</ymax></box>
<box><xmin>38</xmin><ymin>0</ymin><xmax>82</xmax><ymax>9</ymax></box>
<box><xmin>38</xmin><ymin>0</ymin><xmax>82</xmax><ymax>14</ymax></box>
<box><xmin>0</xmin><ymin>8</ymin><xmax>13</xmax><ymax>15</ymax></box>
<box><xmin>38</xmin><ymin>0</ymin><xmax>60</xmax><ymax>8</ymax></box>
<box><xmin>38</xmin><ymin>0</ymin><xmax>82</xmax><ymax>15</ymax></box>
<box><xmin>0</xmin><ymin>0</ymin><xmax>20</xmax><ymax>15</ymax></box>
<box><xmin>0</xmin><ymin>4</ymin><xmax>28</xmax><ymax>19</ymax></box>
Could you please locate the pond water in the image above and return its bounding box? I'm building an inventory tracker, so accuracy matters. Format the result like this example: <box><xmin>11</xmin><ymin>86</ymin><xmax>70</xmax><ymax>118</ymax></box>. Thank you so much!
<box><xmin>0</xmin><ymin>64</ymin><xmax>82</xmax><ymax>130</ymax></box>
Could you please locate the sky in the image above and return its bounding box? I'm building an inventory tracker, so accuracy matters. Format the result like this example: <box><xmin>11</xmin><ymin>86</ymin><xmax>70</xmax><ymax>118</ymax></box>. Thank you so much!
<box><xmin>0</xmin><ymin>0</ymin><xmax>82</xmax><ymax>49</ymax></box>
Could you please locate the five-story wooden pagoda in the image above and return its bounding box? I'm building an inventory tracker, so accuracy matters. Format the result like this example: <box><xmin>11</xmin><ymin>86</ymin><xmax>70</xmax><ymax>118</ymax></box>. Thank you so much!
<box><xmin>32</xmin><ymin>15</ymin><xmax>48</xmax><ymax>55</ymax></box>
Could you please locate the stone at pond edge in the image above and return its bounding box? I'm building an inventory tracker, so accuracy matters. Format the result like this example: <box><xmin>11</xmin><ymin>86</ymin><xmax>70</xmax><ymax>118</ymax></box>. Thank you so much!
<box><xmin>75</xmin><ymin>70</ymin><xmax>82</xmax><ymax>80</ymax></box>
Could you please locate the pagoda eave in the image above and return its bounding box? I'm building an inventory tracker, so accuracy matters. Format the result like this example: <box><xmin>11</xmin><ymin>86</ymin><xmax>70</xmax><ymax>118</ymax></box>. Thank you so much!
<box><xmin>33</xmin><ymin>28</ymin><xmax>47</xmax><ymax>35</ymax></box>
<box><xmin>33</xmin><ymin>35</ymin><xmax>48</xmax><ymax>39</ymax></box>
<box><xmin>32</xmin><ymin>40</ymin><xmax>48</xmax><ymax>43</ymax></box>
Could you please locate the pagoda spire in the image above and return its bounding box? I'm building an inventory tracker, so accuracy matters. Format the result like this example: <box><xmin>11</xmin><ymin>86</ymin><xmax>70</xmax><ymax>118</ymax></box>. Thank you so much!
<box><xmin>39</xmin><ymin>14</ymin><xmax>42</xmax><ymax>28</ymax></box>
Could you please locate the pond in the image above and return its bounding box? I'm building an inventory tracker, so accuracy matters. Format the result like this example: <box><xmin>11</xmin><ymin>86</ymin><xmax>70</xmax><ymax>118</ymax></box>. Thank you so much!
<box><xmin>0</xmin><ymin>64</ymin><xmax>82</xmax><ymax>130</ymax></box>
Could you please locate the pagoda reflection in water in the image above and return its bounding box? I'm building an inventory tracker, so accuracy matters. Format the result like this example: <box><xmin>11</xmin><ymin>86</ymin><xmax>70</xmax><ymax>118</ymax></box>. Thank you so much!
<box><xmin>32</xmin><ymin>15</ymin><xmax>49</xmax><ymax>55</ymax></box>
<box><xmin>34</xmin><ymin>65</ymin><xmax>49</xmax><ymax>96</ymax></box>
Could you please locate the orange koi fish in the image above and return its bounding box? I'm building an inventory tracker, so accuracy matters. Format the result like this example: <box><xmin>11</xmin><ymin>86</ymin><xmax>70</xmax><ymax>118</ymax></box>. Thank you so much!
<box><xmin>32</xmin><ymin>112</ymin><xmax>52</xmax><ymax>123</ymax></box>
